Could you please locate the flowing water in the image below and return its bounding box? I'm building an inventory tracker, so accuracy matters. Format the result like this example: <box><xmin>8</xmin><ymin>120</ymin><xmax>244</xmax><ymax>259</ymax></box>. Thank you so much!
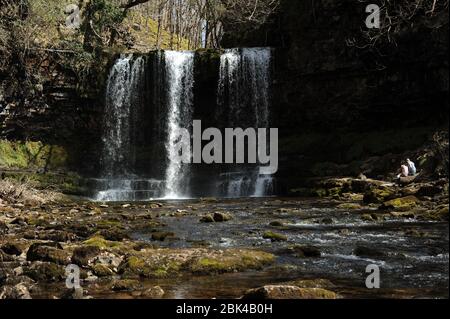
<box><xmin>163</xmin><ymin>51</ymin><xmax>195</xmax><ymax>199</ymax></box>
<box><xmin>127</xmin><ymin>198</ymin><xmax>449</xmax><ymax>299</ymax></box>
<box><xmin>217</xmin><ymin>48</ymin><xmax>274</xmax><ymax>198</ymax></box>
<box><xmin>95</xmin><ymin>48</ymin><xmax>275</xmax><ymax>201</ymax></box>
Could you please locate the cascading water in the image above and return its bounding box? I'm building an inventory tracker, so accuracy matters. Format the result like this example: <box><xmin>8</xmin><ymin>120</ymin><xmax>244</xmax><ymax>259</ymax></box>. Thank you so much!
<box><xmin>163</xmin><ymin>51</ymin><xmax>195</xmax><ymax>199</ymax></box>
<box><xmin>218</xmin><ymin>48</ymin><xmax>274</xmax><ymax>198</ymax></box>
<box><xmin>94</xmin><ymin>55</ymin><xmax>165</xmax><ymax>201</ymax></box>
<box><xmin>94</xmin><ymin>48</ymin><xmax>274</xmax><ymax>201</ymax></box>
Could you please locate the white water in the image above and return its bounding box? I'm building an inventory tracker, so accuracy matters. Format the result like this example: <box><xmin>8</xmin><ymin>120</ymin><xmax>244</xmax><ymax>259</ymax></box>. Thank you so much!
<box><xmin>163</xmin><ymin>51</ymin><xmax>195</xmax><ymax>199</ymax></box>
<box><xmin>96</xmin><ymin>56</ymin><xmax>166</xmax><ymax>201</ymax></box>
<box><xmin>218</xmin><ymin>48</ymin><xmax>274</xmax><ymax>198</ymax></box>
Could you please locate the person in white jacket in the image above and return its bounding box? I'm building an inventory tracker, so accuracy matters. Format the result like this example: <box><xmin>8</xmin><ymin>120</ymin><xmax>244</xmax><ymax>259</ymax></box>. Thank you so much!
<box><xmin>407</xmin><ymin>158</ymin><xmax>417</xmax><ymax>176</ymax></box>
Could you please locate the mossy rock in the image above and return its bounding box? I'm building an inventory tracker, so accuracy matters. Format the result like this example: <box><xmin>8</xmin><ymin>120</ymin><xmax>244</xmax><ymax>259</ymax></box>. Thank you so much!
<box><xmin>112</xmin><ymin>279</ymin><xmax>140</xmax><ymax>291</ymax></box>
<box><xmin>382</xmin><ymin>196</ymin><xmax>420</xmax><ymax>211</ymax></box>
<box><xmin>0</xmin><ymin>140</ymin><xmax>68</xmax><ymax>170</ymax></box>
<box><xmin>242</xmin><ymin>285</ymin><xmax>337</xmax><ymax>299</ymax></box>
<box><xmin>71</xmin><ymin>245</ymin><xmax>101</xmax><ymax>266</ymax></box>
<box><xmin>82</xmin><ymin>236</ymin><xmax>123</xmax><ymax>250</ymax></box>
<box><xmin>118</xmin><ymin>255</ymin><xmax>181</xmax><ymax>279</ymax></box>
<box><xmin>26</xmin><ymin>243</ymin><xmax>71</xmax><ymax>265</ymax></box>
<box><xmin>24</xmin><ymin>262</ymin><xmax>65</xmax><ymax>282</ymax></box>
<box><xmin>420</xmin><ymin>206</ymin><xmax>449</xmax><ymax>221</ymax></box>
<box><xmin>151</xmin><ymin>232</ymin><xmax>175</xmax><ymax>241</ymax></box>
<box><xmin>188</xmin><ymin>250</ymin><xmax>275</xmax><ymax>274</ymax></box>
<box><xmin>364</xmin><ymin>186</ymin><xmax>397</xmax><ymax>204</ymax></box>
<box><xmin>263</xmin><ymin>231</ymin><xmax>288</xmax><ymax>242</ymax></box>
<box><xmin>92</xmin><ymin>264</ymin><xmax>114</xmax><ymax>277</ymax></box>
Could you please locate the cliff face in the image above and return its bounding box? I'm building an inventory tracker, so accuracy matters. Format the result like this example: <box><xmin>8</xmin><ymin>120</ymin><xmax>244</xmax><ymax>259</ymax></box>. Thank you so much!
<box><xmin>222</xmin><ymin>0</ymin><xmax>449</xmax><ymax>190</ymax></box>
<box><xmin>0</xmin><ymin>51</ymin><xmax>109</xmax><ymax>175</ymax></box>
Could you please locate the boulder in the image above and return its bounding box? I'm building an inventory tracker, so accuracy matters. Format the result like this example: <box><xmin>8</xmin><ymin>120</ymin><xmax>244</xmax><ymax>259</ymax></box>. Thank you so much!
<box><xmin>24</xmin><ymin>262</ymin><xmax>65</xmax><ymax>282</ymax></box>
<box><xmin>112</xmin><ymin>279</ymin><xmax>140</xmax><ymax>291</ymax></box>
<box><xmin>92</xmin><ymin>264</ymin><xmax>114</xmax><ymax>277</ymax></box>
<box><xmin>1</xmin><ymin>242</ymin><xmax>26</xmax><ymax>256</ymax></box>
<box><xmin>364</xmin><ymin>186</ymin><xmax>397</xmax><ymax>204</ymax></box>
<box><xmin>27</xmin><ymin>242</ymin><xmax>71</xmax><ymax>265</ymax></box>
<box><xmin>141</xmin><ymin>286</ymin><xmax>165</xmax><ymax>299</ymax></box>
<box><xmin>242</xmin><ymin>285</ymin><xmax>337</xmax><ymax>299</ymax></box>
<box><xmin>354</xmin><ymin>246</ymin><xmax>385</xmax><ymax>258</ymax></box>
<box><xmin>0</xmin><ymin>283</ymin><xmax>32</xmax><ymax>299</ymax></box>
<box><xmin>381</xmin><ymin>196</ymin><xmax>420</xmax><ymax>211</ymax></box>
<box><xmin>263</xmin><ymin>231</ymin><xmax>288</xmax><ymax>242</ymax></box>
<box><xmin>151</xmin><ymin>232</ymin><xmax>175</xmax><ymax>241</ymax></box>
<box><xmin>71</xmin><ymin>246</ymin><xmax>101</xmax><ymax>267</ymax></box>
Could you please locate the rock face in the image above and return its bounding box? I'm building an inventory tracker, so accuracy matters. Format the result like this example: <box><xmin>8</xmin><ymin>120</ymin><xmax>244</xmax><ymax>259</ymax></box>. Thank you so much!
<box><xmin>222</xmin><ymin>0</ymin><xmax>448</xmax><ymax>188</ymax></box>
<box><xmin>242</xmin><ymin>285</ymin><xmax>337</xmax><ymax>299</ymax></box>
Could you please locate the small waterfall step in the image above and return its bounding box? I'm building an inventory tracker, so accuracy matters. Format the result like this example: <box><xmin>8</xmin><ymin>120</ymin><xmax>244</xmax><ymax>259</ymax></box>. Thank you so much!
<box><xmin>89</xmin><ymin>178</ymin><xmax>165</xmax><ymax>202</ymax></box>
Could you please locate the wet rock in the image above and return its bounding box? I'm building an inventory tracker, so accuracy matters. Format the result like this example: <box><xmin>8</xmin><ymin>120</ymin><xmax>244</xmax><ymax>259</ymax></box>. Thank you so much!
<box><xmin>188</xmin><ymin>250</ymin><xmax>275</xmax><ymax>275</ymax></box>
<box><xmin>99</xmin><ymin>228</ymin><xmax>129</xmax><ymax>241</ymax></box>
<box><xmin>200</xmin><ymin>215</ymin><xmax>215</xmax><ymax>223</ymax></box>
<box><xmin>398</xmin><ymin>176</ymin><xmax>417</xmax><ymax>185</ymax></box>
<box><xmin>71</xmin><ymin>246</ymin><xmax>101</xmax><ymax>267</ymax></box>
<box><xmin>60</xmin><ymin>288</ymin><xmax>84</xmax><ymax>299</ymax></box>
<box><xmin>10</xmin><ymin>217</ymin><xmax>27</xmax><ymax>226</ymax></box>
<box><xmin>291</xmin><ymin>245</ymin><xmax>321</xmax><ymax>258</ymax></box>
<box><xmin>1</xmin><ymin>242</ymin><xmax>25</xmax><ymax>256</ymax></box>
<box><xmin>24</xmin><ymin>262</ymin><xmax>65</xmax><ymax>282</ymax></box>
<box><xmin>288</xmin><ymin>278</ymin><xmax>335</xmax><ymax>288</ymax></box>
<box><xmin>112</xmin><ymin>279</ymin><xmax>140</xmax><ymax>291</ymax></box>
<box><xmin>364</xmin><ymin>186</ymin><xmax>397</xmax><ymax>204</ymax></box>
<box><xmin>27</xmin><ymin>242</ymin><xmax>71</xmax><ymax>265</ymax></box>
<box><xmin>200</xmin><ymin>212</ymin><xmax>232</xmax><ymax>223</ymax></box>
<box><xmin>0</xmin><ymin>221</ymin><xmax>8</xmax><ymax>234</ymax></box>
<box><xmin>354</xmin><ymin>246</ymin><xmax>385</xmax><ymax>258</ymax></box>
<box><xmin>0</xmin><ymin>283</ymin><xmax>32</xmax><ymax>299</ymax></box>
<box><xmin>420</xmin><ymin>205</ymin><xmax>449</xmax><ymax>221</ymax></box>
<box><xmin>92</xmin><ymin>252</ymin><xmax>123</xmax><ymax>269</ymax></box>
<box><xmin>213</xmin><ymin>212</ymin><xmax>232</xmax><ymax>222</ymax></box>
<box><xmin>141</xmin><ymin>286</ymin><xmax>165</xmax><ymax>299</ymax></box>
<box><xmin>320</xmin><ymin>218</ymin><xmax>333</xmax><ymax>225</ymax></box>
<box><xmin>417</xmin><ymin>184</ymin><xmax>444</xmax><ymax>197</ymax></box>
<box><xmin>242</xmin><ymin>285</ymin><xmax>337</xmax><ymax>299</ymax></box>
<box><xmin>92</xmin><ymin>264</ymin><xmax>114</xmax><ymax>277</ymax></box>
<box><xmin>263</xmin><ymin>231</ymin><xmax>288</xmax><ymax>242</ymax></box>
<box><xmin>381</xmin><ymin>196</ymin><xmax>419</xmax><ymax>211</ymax></box>
<box><xmin>151</xmin><ymin>232</ymin><xmax>175</xmax><ymax>241</ymax></box>
<box><xmin>337</xmin><ymin>203</ymin><xmax>362</xmax><ymax>210</ymax></box>
<box><xmin>269</xmin><ymin>220</ymin><xmax>285</xmax><ymax>227</ymax></box>
<box><xmin>0</xmin><ymin>249</ymin><xmax>15</xmax><ymax>262</ymax></box>
<box><xmin>38</xmin><ymin>230</ymin><xmax>77</xmax><ymax>242</ymax></box>
<box><xmin>361</xmin><ymin>213</ymin><xmax>385</xmax><ymax>222</ymax></box>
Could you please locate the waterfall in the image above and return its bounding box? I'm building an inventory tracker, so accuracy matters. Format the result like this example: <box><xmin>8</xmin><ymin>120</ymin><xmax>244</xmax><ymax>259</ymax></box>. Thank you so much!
<box><xmin>163</xmin><ymin>51</ymin><xmax>195</xmax><ymax>199</ymax></box>
<box><xmin>102</xmin><ymin>55</ymin><xmax>137</xmax><ymax>177</ymax></box>
<box><xmin>94</xmin><ymin>48</ymin><xmax>274</xmax><ymax>201</ymax></box>
<box><xmin>218</xmin><ymin>48</ymin><xmax>274</xmax><ymax>198</ymax></box>
<box><xmin>95</xmin><ymin>55</ymin><xmax>165</xmax><ymax>201</ymax></box>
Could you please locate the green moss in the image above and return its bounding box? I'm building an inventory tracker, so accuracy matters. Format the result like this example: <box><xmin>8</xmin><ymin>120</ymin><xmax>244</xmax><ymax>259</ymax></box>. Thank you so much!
<box><xmin>0</xmin><ymin>140</ymin><xmax>68</xmax><ymax>170</ymax></box>
<box><xmin>189</xmin><ymin>250</ymin><xmax>275</xmax><ymax>274</ymax></box>
<box><xmin>83</xmin><ymin>236</ymin><xmax>122</xmax><ymax>249</ymax></box>
<box><xmin>382</xmin><ymin>196</ymin><xmax>419</xmax><ymax>211</ymax></box>
<box><xmin>263</xmin><ymin>231</ymin><xmax>288</xmax><ymax>242</ymax></box>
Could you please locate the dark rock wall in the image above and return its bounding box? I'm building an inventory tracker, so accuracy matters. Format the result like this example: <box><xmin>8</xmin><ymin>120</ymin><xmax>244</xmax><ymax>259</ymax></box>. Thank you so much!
<box><xmin>0</xmin><ymin>52</ymin><xmax>109</xmax><ymax>175</ymax></box>
<box><xmin>222</xmin><ymin>0</ymin><xmax>449</xmax><ymax>190</ymax></box>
